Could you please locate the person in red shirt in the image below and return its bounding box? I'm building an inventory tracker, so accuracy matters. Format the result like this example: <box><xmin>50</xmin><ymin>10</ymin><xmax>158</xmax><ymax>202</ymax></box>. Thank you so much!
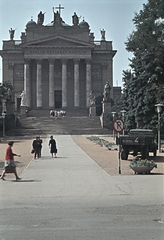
<box><xmin>0</xmin><ymin>141</ymin><xmax>21</xmax><ymax>181</ymax></box>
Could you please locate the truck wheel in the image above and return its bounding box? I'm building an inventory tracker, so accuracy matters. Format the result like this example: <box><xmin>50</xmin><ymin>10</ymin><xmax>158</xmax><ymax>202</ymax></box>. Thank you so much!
<box><xmin>121</xmin><ymin>149</ymin><xmax>128</xmax><ymax>160</ymax></box>
<box><xmin>133</xmin><ymin>150</ymin><xmax>138</xmax><ymax>156</ymax></box>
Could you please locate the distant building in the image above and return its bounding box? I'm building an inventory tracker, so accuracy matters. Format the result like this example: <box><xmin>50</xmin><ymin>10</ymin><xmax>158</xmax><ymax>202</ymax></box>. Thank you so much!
<box><xmin>0</xmin><ymin>9</ymin><xmax>117</xmax><ymax>112</ymax></box>
<box><xmin>113</xmin><ymin>87</ymin><xmax>122</xmax><ymax>100</ymax></box>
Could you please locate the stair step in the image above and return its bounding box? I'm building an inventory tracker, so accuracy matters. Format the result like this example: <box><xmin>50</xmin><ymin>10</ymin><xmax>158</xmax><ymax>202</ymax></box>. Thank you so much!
<box><xmin>7</xmin><ymin>110</ymin><xmax>111</xmax><ymax>136</ymax></box>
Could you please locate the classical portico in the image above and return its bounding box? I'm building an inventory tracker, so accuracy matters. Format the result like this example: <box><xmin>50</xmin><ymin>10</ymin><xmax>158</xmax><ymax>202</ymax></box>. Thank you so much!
<box><xmin>22</xmin><ymin>39</ymin><xmax>92</xmax><ymax>109</ymax></box>
<box><xmin>0</xmin><ymin>8</ymin><xmax>117</xmax><ymax>112</ymax></box>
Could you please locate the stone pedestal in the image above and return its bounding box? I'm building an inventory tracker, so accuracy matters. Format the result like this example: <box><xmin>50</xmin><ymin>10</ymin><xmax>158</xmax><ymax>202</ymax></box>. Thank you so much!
<box><xmin>6</xmin><ymin>102</ymin><xmax>14</xmax><ymax>115</ymax></box>
<box><xmin>100</xmin><ymin>101</ymin><xmax>111</xmax><ymax>128</ymax></box>
<box><xmin>89</xmin><ymin>105</ymin><xmax>96</xmax><ymax>116</ymax></box>
<box><xmin>20</xmin><ymin>105</ymin><xmax>26</xmax><ymax>118</ymax></box>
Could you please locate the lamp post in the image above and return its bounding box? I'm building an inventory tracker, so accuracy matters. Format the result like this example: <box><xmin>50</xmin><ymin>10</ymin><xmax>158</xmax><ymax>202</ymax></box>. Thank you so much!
<box><xmin>155</xmin><ymin>103</ymin><xmax>163</xmax><ymax>153</ymax></box>
<box><xmin>120</xmin><ymin>110</ymin><xmax>126</xmax><ymax>135</ymax></box>
<box><xmin>111</xmin><ymin>112</ymin><xmax>116</xmax><ymax>139</ymax></box>
<box><xmin>2</xmin><ymin>112</ymin><xmax>6</xmax><ymax>138</ymax></box>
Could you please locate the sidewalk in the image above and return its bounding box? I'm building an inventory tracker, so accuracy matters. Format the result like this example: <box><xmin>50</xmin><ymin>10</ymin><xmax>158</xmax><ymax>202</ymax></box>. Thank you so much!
<box><xmin>0</xmin><ymin>135</ymin><xmax>163</xmax><ymax>199</ymax></box>
<box><xmin>0</xmin><ymin>135</ymin><xmax>163</xmax><ymax>240</ymax></box>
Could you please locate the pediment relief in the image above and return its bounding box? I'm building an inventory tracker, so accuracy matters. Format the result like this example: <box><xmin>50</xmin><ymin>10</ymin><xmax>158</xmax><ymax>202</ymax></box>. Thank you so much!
<box><xmin>35</xmin><ymin>39</ymin><xmax>85</xmax><ymax>47</ymax></box>
<box><xmin>21</xmin><ymin>36</ymin><xmax>94</xmax><ymax>48</ymax></box>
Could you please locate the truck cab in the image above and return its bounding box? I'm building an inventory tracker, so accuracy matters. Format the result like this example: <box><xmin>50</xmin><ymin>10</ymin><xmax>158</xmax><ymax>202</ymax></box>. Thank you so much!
<box><xmin>116</xmin><ymin>129</ymin><xmax>157</xmax><ymax>160</ymax></box>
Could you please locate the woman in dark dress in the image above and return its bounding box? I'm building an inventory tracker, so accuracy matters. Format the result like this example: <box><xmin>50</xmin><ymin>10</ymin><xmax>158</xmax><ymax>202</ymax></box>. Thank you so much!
<box><xmin>49</xmin><ymin>136</ymin><xmax>57</xmax><ymax>158</ymax></box>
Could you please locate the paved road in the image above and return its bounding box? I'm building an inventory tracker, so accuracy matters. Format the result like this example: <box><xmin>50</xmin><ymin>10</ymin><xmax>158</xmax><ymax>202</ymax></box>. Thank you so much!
<box><xmin>0</xmin><ymin>135</ymin><xmax>164</xmax><ymax>240</ymax></box>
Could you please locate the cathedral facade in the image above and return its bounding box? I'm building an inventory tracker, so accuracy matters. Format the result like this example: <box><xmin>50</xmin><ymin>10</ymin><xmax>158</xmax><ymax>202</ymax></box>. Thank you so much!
<box><xmin>0</xmin><ymin>9</ymin><xmax>117</xmax><ymax>112</ymax></box>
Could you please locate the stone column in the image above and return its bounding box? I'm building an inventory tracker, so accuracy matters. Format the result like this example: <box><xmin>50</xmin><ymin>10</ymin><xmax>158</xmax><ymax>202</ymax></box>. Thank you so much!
<box><xmin>49</xmin><ymin>59</ymin><xmax>55</xmax><ymax>108</ymax></box>
<box><xmin>101</xmin><ymin>62</ymin><xmax>107</xmax><ymax>90</ymax></box>
<box><xmin>8</xmin><ymin>63</ymin><xmax>14</xmax><ymax>85</ymax></box>
<box><xmin>36</xmin><ymin>59</ymin><xmax>42</xmax><ymax>108</ymax></box>
<box><xmin>86</xmin><ymin>59</ymin><xmax>92</xmax><ymax>108</ymax></box>
<box><xmin>107</xmin><ymin>60</ymin><xmax>113</xmax><ymax>98</ymax></box>
<box><xmin>61</xmin><ymin>59</ymin><xmax>67</xmax><ymax>108</ymax></box>
<box><xmin>24</xmin><ymin>59</ymin><xmax>31</xmax><ymax>108</ymax></box>
<box><xmin>74</xmin><ymin>58</ymin><xmax>80</xmax><ymax>108</ymax></box>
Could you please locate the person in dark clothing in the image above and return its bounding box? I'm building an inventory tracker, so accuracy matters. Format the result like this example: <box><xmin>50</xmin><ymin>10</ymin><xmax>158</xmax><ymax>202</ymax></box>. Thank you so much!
<box><xmin>49</xmin><ymin>135</ymin><xmax>57</xmax><ymax>158</ymax></box>
<box><xmin>32</xmin><ymin>136</ymin><xmax>41</xmax><ymax>159</ymax></box>
<box><xmin>38</xmin><ymin>136</ymin><xmax>43</xmax><ymax>158</ymax></box>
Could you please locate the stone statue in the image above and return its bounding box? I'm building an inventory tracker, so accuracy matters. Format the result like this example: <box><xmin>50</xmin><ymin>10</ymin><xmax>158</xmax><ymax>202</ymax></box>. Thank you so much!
<box><xmin>89</xmin><ymin>91</ymin><xmax>96</xmax><ymax>106</ymax></box>
<box><xmin>20</xmin><ymin>90</ymin><xmax>26</xmax><ymax>106</ymax></box>
<box><xmin>9</xmin><ymin>28</ymin><xmax>16</xmax><ymax>40</ymax></box>
<box><xmin>37</xmin><ymin>11</ymin><xmax>45</xmax><ymax>25</ymax></box>
<box><xmin>7</xmin><ymin>88</ymin><xmax>14</xmax><ymax>102</ymax></box>
<box><xmin>52</xmin><ymin>8</ymin><xmax>64</xmax><ymax>26</ymax></box>
<box><xmin>100</xmin><ymin>29</ymin><xmax>106</xmax><ymax>41</ymax></box>
<box><xmin>55</xmin><ymin>11</ymin><xmax>61</xmax><ymax>25</ymax></box>
<box><xmin>72</xmin><ymin>12</ymin><xmax>79</xmax><ymax>25</ymax></box>
<box><xmin>103</xmin><ymin>82</ymin><xmax>111</xmax><ymax>102</ymax></box>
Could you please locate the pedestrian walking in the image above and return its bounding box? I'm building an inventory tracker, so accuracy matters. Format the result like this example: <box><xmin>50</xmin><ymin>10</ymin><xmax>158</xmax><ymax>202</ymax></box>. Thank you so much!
<box><xmin>38</xmin><ymin>136</ymin><xmax>43</xmax><ymax>158</ymax></box>
<box><xmin>32</xmin><ymin>136</ymin><xmax>41</xmax><ymax>159</ymax></box>
<box><xmin>0</xmin><ymin>141</ymin><xmax>21</xmax><ymax>181</ymax></box>
<box><xmin>49</xmin><ymin>135</ymin><xmax>57</xmax><ymax>158</ymax></box>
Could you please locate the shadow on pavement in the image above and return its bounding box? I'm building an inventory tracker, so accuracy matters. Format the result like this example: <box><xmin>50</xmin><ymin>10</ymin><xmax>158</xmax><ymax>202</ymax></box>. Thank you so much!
<box><xmin>11</xmin><ymin>179</ymin><xmax>42</xmax><ymax>183</ymax></box>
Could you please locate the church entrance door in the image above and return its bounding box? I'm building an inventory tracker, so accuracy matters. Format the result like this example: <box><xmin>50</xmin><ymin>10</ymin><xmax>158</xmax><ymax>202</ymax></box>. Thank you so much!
<box><xmin>54</xmin><ymin>90</ymin><xmax>62</xmax><ymax>109</ymax></box>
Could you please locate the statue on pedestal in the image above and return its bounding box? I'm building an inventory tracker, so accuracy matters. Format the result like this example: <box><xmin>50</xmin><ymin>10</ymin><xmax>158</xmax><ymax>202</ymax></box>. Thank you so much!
<box><xmin>37</xmin><ymin>11</ymin><xmax>46</xmax><ymax>25</ymax></box>
<box><xmin>72</xmin><ymin>12</ymin><xmax>79</xmax><ymax>25</ymax></box>
<box><xmin>89</xmin><ymin>91</ymin><xmax>95</xmax><ymax>106</ymax></box>
<box><xmin>7</xmin><ymin>88</ymin><xmax>14</xmax><ymax>102</ymax></box>
<box><xmin>52</xmin><ymin>8</ymin><xmax>64</xmax><ymax>26</ymax></box>
<box><xmin>100</xmin><ymin>29</ymin><xmax>106</xmax><ymax>41</ymax></box>
<box><xmin>9</xmin><ymin>28</ymin><xmax>16</xmax><ymax>40</ymax></box>
<box><xmin>20</xmin><ymin>91</ymin><xmax>26</xmax><ymax>106</ymax></box>
<box><xmin>103</xmin><ymin>82</ymin><xmax>111</xmax><ymax>102</ymax></box>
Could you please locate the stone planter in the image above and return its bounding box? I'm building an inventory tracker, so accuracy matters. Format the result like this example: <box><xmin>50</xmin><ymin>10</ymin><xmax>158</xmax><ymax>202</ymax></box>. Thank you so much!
<box><xmin>130</xmin><ymin>165</ymin><xmax>155</xmax><ymax>174</ymax></box>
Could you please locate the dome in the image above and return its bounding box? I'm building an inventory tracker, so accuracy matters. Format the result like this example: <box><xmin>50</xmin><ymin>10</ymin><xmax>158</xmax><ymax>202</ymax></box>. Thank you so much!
<box><xmin>79</xmin><ymin>20</ymin><xmax>90</xmax><ymax>28</ymax></box>
<box><xmin>62</xmin><ymin>22</ymin><xmax>70</xmax><ymax>27</ymax></box>
<box><xmin>46</xmin><ymin>21</ymin><xmax>70</xmax><ymax>27</ymax></box>
<box><xmin>26</xmin><ymin>19</ymin><xmax>36</xmax><ymax>27</ymax></box>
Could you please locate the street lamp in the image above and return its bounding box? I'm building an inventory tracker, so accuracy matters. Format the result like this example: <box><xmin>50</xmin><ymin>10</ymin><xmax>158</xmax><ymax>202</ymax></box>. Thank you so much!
<box><xmin>111</xmin><ymin>112</ymin><xmax>116</xmax><ymax>139</ymax></box>
<box><xmin>155</xmin><ymin>103</ymin><xmax>163</xmax><ymax>153</ymax></box>
<box><xmin>120</xmin><ymin>110</ymin><xmax>126</xmax><ymax>135</ymax></box>
<box><xmin>2</xmin><ymin>112</ymin><xmax>6</xmax><ymax>138</ymax></box>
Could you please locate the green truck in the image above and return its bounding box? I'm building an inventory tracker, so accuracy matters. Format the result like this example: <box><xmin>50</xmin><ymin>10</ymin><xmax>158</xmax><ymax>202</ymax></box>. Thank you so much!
<box><xmin>116</xmin><ymin>129</ymin><xmax>157</xmax><ymax>160</ymax></box>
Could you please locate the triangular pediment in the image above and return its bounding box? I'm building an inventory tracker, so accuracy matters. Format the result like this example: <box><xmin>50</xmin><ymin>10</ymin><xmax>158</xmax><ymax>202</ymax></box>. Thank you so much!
<box><xmin>21</xmin><ymin>35</ymin><xmax>94</xmax><ymax>48</ymax></box>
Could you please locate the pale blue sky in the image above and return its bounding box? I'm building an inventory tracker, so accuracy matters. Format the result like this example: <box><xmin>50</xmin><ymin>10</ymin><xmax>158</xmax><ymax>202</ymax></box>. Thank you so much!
<box><xmin>0</xmin><ymin>0</ymin><xmax>147</xmax><ymax>86</ymax></box>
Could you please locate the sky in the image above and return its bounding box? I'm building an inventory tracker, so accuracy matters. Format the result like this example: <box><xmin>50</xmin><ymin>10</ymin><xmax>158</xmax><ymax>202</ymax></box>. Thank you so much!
<box><xmin>0</xmin><ymin>0</ymin><xmax>148</xmax><ymax>86</ymax></box>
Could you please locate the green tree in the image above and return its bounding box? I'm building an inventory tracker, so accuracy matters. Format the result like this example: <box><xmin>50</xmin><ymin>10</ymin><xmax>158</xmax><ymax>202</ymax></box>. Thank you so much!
<box><xmin>121</xmin><ymin>0</ymin><xmax>164</xmax><ymax>132</ymax></box>
<box><xmin>0</xmin><ymin>81</ymin><xmax>13</xmax><ymax>113</ymax></box>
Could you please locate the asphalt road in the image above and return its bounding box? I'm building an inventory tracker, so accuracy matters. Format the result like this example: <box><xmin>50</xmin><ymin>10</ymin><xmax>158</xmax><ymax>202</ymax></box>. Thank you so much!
<box><xmin>0</xmin><ymin>135</ymin><xmax>164</xmax><ymax>240</ymax></box>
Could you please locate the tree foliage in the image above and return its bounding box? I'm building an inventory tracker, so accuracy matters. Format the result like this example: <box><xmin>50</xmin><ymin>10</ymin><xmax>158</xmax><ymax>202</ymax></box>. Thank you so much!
<box><xmin>0</xmin><ymin>81</ymin><xmax>13</xmax><ymax>113</ymax></box>
<box><xmin>119</xmin><ymin>0</ymin><xmax>164</xmax><ymax>132</ymax></box>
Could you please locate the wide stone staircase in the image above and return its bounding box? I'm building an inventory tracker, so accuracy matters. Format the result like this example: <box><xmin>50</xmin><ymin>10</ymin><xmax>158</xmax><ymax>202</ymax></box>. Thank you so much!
<box><xmin>7</xmin><ymin>109</ymin><xmax>112</xmax><ymax>137</ymax></box>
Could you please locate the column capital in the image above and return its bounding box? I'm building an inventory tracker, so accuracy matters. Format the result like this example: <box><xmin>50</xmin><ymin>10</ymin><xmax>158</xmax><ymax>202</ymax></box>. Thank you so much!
<box><xmin>73</xmin><ymin>58</ymin><xmax>80</xmax><ymax>64</ymax></box>
<box><xmin>48</xmin><ymin>58</ymin><xmax>55</xmax><ymax>64</ymax></box>
<box><xmin>8</xmin><ymin>63</ymin><xmax>14</xmax><ymax>70</ymax></box>
<box><xmin>24</xmin><ymin>58</ymin><xmax>31</xmax><ymax>64</ymax></box>
<box><xmin>101</xmin><ymin>62</ymin><xmax>107</xmax><ymax>67</ymax></box>
<box><xmin>85</xmin><ymin>58</ymin><xmax>92</xmax><ymax>64</ymax></box>
<box><xmin>36</xmin><ymin>58</ymin><xmax>43</xmax><ymax>64</ymax></box>
<box><xmin>61</xmin><ymin>58</ymin><xmax>68</xmax><ymax>64</ymax></box>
